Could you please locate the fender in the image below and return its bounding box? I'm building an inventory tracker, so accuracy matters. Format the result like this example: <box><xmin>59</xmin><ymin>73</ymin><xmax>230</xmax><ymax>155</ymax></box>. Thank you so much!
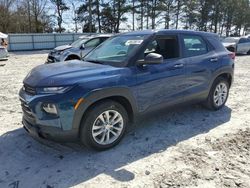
<box><xmin>208</xmin><ymin>65</ymin><xmax>234</xmax><ymax>92</ymax></box>
<box><xmin>72</xmin><ymin>87</ymin><xmax>138</xmax><ymax>130</ymax></box>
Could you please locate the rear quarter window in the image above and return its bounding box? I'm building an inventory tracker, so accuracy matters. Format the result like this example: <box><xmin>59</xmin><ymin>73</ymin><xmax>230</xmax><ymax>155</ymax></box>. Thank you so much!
<box><xmin>206</xmin><ymin>35</ymin><xmax>226</xmax><ymax>51</ymax></box>
<box><xmin>182</xmin><ymin>35</ymin><xmax>208</xmax><ymax>57</ymax></box>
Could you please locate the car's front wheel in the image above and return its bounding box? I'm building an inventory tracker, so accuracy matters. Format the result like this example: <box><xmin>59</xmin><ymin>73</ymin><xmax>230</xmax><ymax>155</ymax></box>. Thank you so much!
<box><xmin>204</xmin><ymin>77</ymin><xmax>230</xmax><ymax>110</ymax></box>
<box><xmin>80</xmin><ymin>100</ymin><xmax>128</xmax><ymax>150</ymax></box>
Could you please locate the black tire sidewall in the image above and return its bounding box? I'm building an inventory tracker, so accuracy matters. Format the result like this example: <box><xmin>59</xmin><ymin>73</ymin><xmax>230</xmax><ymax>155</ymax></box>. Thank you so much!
<box><xmin>80</xmin><ymin>100</ymin><xmax>128</xmax><ymax>150</ymax></box>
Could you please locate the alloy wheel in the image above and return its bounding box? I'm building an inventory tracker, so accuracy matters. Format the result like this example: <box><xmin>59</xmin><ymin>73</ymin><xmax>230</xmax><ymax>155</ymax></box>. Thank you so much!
<box><xmin>91</xmin><ymin>110</ymin><xmax>124</xmax><ymax>145</ymax></box>
<box><xmin>213</xmin><ymin>82</ymin><xmax>228</xmax><ymax>107</ymax></box>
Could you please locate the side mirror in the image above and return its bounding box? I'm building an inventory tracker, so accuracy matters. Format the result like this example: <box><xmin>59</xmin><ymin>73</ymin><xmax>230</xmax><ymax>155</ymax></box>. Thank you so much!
<box><xmin>137</xmin><ymin>53</ymin><xmax>163</xmax><ymax>65</ymax></box>
<box><xmin>81</xmin><ymin>43</ymin><xmax>85</xmax><ymax>49</ymax></box>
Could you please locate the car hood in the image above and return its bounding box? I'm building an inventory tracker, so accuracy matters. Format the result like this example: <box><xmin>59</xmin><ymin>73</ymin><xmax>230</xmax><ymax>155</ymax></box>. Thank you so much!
<box><xmin>54</xmin><ymin>45</ymin><xmax>72</xmax><ymax>51</ymax></box>
<box><xmin>23</xmin><ymin>60</ymin><xmax>123</xmax><ymax>87</ymax></box>
<box><xmin>222</xmin><ymin>42</ymin><xmax>236</xmax><ymax>47</ymax></box>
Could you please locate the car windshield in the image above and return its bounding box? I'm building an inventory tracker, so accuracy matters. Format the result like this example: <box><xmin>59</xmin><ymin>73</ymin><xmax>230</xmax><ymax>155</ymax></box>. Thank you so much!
<box><xmin>223</xmin><ymin>37</ymin><xmax>239</xmax><ymax>43</ymax></box>
<box><xmin>71</xmin><ymin>38</ymin><xmax>88</xmax><ymax>48</ymax></box>
<box><xmin>84</xmin><ymin>34</ymin><xmax>149</xmax><ymax>65</ymax></box>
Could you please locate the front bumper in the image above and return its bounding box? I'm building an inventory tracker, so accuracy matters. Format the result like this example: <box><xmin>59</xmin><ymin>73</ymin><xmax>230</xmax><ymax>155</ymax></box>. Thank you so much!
<box><xmin>19</xmin><ymin>87</ymin><xmax>80</xmax><ymax>143</ymax></box>
<box><xmin>22</xmin><ymin>117</ymin><xmax>78</xmax><ymax>142</ymax></box>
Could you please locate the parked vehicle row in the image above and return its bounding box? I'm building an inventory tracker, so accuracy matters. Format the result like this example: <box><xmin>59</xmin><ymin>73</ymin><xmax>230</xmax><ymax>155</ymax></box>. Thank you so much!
<box><xmin>222</xmin><ymin>36</ymin><xmax>250</xmax><ymax>54</ymax></box>
<box><xmin>20</xmin><ymin>30</ymin><xmax>234</xmax><ymax>150</ymax></box>
<box><xmin>46</xmin><ymin>34</ymin><xmax>112</xmax><ymax>63</ymax></box>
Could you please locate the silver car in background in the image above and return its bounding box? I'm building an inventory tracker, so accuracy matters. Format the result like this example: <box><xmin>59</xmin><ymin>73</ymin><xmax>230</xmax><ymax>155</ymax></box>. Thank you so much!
<box><xmin>222</xmin><ymin>37</ymin><xmax>250</xmax><ymax>54</ymax></box>
<box><xmin>0</xmin><ymin>46</ymin><xmax>8</xmax><ymax>60</ymax></box>
<box><xmin>46</xmin><ymin>34</ymin><xmax>112</xmax><ymax>63</ymax></box>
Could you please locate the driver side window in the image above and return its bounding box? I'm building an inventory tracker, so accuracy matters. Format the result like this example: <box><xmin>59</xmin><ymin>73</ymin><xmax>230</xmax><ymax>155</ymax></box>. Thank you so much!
<box><xmin>144</xmin><ymin>36</ymin><xmax>179</xmax><ymax>59</ymax></box>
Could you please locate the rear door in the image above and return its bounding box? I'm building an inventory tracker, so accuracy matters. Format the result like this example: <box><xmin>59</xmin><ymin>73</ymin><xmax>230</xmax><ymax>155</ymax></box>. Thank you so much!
<box><xmin>180</xmin><ymin>34</ymin><xmax>220</xmax><ymax>101</ymax></box>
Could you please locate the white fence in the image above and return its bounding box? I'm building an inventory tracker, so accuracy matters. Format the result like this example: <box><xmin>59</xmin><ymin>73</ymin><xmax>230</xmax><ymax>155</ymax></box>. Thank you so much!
<box><xmin>7</xmin><ymin>33</ymin><xmax>95</xmax><ymax>51</ymax></box>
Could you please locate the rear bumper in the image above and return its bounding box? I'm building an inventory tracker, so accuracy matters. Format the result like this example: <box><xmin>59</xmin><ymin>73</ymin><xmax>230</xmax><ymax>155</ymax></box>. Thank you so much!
<box><xmin>22</xmin><ymin>118</ymin><xmax>78</xmax><ymax>142</ymax></box>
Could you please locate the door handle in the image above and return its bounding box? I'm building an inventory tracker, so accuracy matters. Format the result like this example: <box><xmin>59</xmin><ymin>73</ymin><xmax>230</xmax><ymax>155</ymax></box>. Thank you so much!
<box><xmin>173</xmin><ymin>64</ymin><xmax>184</xmax><ymax>68</ymax></box>
<box><xmin>210</xmin><ymin>58</ymin><xmax>218</xmax><ymax>62</ymax></box>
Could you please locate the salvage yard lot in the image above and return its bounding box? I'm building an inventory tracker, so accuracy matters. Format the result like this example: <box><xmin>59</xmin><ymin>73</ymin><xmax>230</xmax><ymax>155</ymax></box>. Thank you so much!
<box><xmin>0</xmin><ymin>51</ymin><xmax>250</xmax><ymax>187</ymax></box>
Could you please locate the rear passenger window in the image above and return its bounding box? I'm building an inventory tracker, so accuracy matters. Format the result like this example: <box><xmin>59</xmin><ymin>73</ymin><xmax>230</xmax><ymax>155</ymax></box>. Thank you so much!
<box><xmin>183</xmin><ymin>35</ymin><xmax>208</xmax><ymax>57</ymax></box>
<box><xmin>239</xmin><ymin>38</ymin><xmax>249</xmax><ymax>43</ymax></box>
<box><xmin>144</xmin><ymin>36</ymin><xmax>179</xmax><ymax>59</ymax></box>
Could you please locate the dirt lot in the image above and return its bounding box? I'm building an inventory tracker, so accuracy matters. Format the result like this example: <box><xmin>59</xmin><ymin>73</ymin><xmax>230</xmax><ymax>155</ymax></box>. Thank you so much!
<box><xmin>0</xmin><ymin>51</ymin><xmax>250</xmax><ymax>188</ymax></box>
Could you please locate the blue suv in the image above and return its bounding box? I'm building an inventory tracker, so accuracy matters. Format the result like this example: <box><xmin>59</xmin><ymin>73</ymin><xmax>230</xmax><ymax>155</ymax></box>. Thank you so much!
<box><xmin>19</xmin><ymin>30</ymin><xmax>234</xmax><ymax>150</ymax></box>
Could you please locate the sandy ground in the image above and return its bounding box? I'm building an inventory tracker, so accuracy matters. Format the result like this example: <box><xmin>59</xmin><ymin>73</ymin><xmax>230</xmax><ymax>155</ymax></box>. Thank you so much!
<box><xmin>0</xmin><ymin>51</ymin><xmax>250</xmax><ymax>188</ymax></box>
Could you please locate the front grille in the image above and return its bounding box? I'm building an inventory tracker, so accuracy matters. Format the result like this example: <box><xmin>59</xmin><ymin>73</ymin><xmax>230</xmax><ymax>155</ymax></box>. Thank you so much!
<box><xmin>24</xmin><ymin>84</ymin><xmax>36</xmax><ymax>95</ymax></box>
<box><xmin>20</xmin><ymin>99</ymin><xmax>36</xmax><ymax>124</ymax></box>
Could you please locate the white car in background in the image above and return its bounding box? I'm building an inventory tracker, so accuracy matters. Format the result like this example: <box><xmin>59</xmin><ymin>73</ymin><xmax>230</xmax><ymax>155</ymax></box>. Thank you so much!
<box><xmin>222</xmin><ymin>37</ymin><xmax>250</xmax><ymax>54</ymax></box>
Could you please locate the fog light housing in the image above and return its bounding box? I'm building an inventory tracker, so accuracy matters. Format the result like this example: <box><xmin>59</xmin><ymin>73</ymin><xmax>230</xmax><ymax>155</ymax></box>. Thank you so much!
<box><xmin>42</xmin><ymin>103</ymin><xmax>58</xmax><ymax>115</ymax></box>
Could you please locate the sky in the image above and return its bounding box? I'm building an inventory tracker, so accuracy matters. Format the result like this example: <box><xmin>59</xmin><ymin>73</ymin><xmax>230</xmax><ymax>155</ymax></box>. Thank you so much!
<box><xmin>46</xmin><ymin>0</ymin><xmax>139</xmax><ymax>33</ymax></box>
<box><xmin>46</xmin><ymin>0</ymin><xmax>80</xmax><ymax>32</ymax></box>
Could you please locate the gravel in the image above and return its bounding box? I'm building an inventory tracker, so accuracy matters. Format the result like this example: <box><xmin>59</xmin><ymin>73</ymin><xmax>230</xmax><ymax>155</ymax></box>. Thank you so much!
<box><xmin>0</xmin><ymin>51</ymin><xmax>250</xmax><ymax>188</ymax></box>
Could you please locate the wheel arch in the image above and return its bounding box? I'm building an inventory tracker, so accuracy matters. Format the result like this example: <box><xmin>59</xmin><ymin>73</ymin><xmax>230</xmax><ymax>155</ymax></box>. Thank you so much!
<box><xmin>217</xmin><ymin>73</ymin><xmax>233</xmax><ymax>87</ymax></box>
<box><xmin>65</xmin><ymin>54</ymin><xmax>81</xmax><ymax>61</ymax></box>
<box><xmin>72</xmin><ymin>87</ymin><xmax>138</xmax><ymax>132</ymax></box>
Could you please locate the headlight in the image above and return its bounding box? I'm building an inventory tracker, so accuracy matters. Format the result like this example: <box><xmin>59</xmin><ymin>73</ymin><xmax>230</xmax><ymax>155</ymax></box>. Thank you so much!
<box><xmin>54</xmin><ymin>50</ymin><xmax>64</xmax><ymax>55</ymax></box>
<box><xmin>37</xmin><ymin>86</ymin><xmax>73</xmax><ymax>94</ymax></box>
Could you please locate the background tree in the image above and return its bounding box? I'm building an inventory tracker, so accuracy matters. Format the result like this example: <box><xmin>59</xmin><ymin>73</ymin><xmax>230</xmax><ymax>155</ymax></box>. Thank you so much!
<box><xmin>50</xmin><ymin>0</ymin><xmax>69</xmax><ymax>33</ymax></box>
<box><xmin>1</xmin><ymin>0</ymin><xmax>250</xmax><ymax>35</ymax></box>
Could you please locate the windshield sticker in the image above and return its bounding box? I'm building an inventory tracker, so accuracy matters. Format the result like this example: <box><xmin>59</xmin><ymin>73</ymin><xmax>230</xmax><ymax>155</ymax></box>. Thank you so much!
<box><xmin>125</xmin><ymin>40</ymin><xmax>143</xmax><ymax>46</ymax></box>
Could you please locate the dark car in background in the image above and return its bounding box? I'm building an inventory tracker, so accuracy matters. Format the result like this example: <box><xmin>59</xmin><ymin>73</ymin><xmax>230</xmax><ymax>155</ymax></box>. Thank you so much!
<box><xmin>20</xmin><ymin>30</ymin><xmax>234</xmax><ymax>150</ymax></box>
<box><xmin>46</xmin><ymin>34</ymin><xmax>112</xmax><ymax>63</ymax></box>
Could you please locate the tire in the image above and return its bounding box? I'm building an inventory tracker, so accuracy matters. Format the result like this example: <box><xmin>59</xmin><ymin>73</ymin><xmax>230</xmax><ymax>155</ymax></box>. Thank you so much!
<box><xmin>247</xmin><ymin>50</ymin><xmax>250</xmax><ymax>55</ymax></box>
<box><xmin>204</xmin><ymin>77</ymin><xmax>229</xmax><ymax>111</ymax></box>
<box><xmin>80</xmin><ymin>100</ymin><xmax>128</xmax><ymax>150</ymax></box>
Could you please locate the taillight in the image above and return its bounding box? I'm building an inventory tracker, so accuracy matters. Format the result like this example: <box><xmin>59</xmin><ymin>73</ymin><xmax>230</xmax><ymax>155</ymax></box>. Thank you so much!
<box><xmin>229</xmin><ymin>52</ymin><xmax>235</xmax><ymax>60</ymax></box>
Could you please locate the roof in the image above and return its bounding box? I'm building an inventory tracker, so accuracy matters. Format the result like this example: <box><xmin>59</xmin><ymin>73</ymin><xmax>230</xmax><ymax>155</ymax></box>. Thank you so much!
<box><xmin>225</xmin><ymin>37</ymin><xmax>240</xmax><ymax>39</ymax></box>
<box><xmin>79</xmin><ymin>34</ymin><xmax>112</xmax><ymax>39</ymax></box>
<box><xmin>123</xmin><ymin>29</ymin><xmax>218</xmax><ymax>37</ymax></box>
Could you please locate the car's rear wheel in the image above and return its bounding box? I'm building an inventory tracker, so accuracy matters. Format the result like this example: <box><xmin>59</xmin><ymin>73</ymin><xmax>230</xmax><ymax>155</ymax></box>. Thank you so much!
<box><xmin>80</xmin><ymin>100</ymin><xmax>128</xmax><ymax>150</ymax></box>
<box><xmin>204</xmin><ymin>77</ymin><xmax>229</xmax><ymax>110</ymax></box>
<box><xmin>247</xmin><ymin>50</ymin><xmax>250</xmax><ymax>55</ymax></box>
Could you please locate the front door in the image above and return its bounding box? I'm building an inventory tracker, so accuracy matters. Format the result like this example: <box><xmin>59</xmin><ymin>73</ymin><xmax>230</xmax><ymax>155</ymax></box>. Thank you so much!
<box><xmin>135</xmin><ymin>35</ymin><xmax>186</xmax><ymax>112</ymax></box>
